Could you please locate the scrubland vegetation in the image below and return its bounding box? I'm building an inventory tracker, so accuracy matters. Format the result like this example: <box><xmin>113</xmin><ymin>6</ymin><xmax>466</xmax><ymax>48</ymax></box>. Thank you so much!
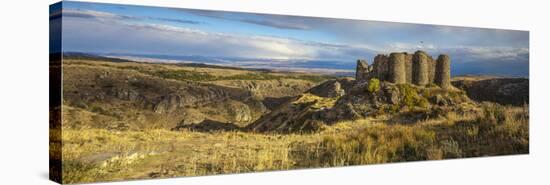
<box><xmin>57</xmin><ymin>102</ymin><xmax>528</xmax><ymax>183</ymax></box>
<box><xmin>54</xmin><ymin>57</ymin><xmax>528</xmax><ymax>184</ymax></box>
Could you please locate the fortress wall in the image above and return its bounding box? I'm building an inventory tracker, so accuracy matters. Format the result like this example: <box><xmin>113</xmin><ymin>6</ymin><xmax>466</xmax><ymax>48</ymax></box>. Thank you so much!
<box><xmin>427</xmin><ymin>56</ymin><xmax>436</xmax><ymax>84</ymax></box>
<box><xmin>405</xmin><ymin>53</ymin><xmax>413</xmax><ymax>83</ymax></box>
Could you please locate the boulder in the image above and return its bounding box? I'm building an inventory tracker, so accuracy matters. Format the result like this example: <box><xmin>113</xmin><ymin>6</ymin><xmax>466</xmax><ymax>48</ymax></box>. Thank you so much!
<box><xmin>307</xmin><ymin>80</ymin><xmax>345</xmax><ymax>98</ymax></box>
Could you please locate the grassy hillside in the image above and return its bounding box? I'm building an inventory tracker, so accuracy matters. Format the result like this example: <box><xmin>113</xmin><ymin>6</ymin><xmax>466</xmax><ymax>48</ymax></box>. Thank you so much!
<box><xmin>55</xmin><ymin>56</ymin><xmax>529</xmax><ymax>184</ymax></box>
<box><xmin>57</xmin><ymin>102</ymin><xmax>527</xmax><ymax>183</ymax></box>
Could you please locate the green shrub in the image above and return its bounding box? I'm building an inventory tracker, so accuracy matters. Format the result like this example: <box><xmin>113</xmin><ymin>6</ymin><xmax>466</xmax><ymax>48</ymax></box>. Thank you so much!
<box><xmin>397</xmin><ymin>84</ymin><xmax>429</xmax><ymax>109</ymax></box>
<box><xmin>367</xmin><ymin>78</ymin><xmax>381</xmax><ymax>93</ymax></box>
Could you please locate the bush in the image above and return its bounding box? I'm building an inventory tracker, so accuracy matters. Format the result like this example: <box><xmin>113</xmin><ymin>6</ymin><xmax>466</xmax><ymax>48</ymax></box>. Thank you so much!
<box><xmin>481</xmin><ymin>103</ymin><xmax>506</xmax><ymax>125</ymax></box>
<box><xmin>440</xmin><ymin>138</ymin><xmax>463</xmax><ymax>158</ymax></box>
<box><xmin>367</xmin><ymin>78</ymin><xmax>381</xmax><ymax>93</ymax></box>
<box><xmin>397</xmin><ymin>84</ymin><xmax>429</xmax><ymax>109</ymax></box>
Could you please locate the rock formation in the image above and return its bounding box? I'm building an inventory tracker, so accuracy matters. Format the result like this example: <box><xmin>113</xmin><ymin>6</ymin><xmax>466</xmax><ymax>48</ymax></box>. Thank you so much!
<box><xmin>355</xmin><ymin>59</ymin><xmax>369</xmax><ymax>81</ymax></box>
<box><xmin>307</xmin><ymin>79</ymin><xmax>346</xmax><ymax>98</ymax></box>
<box><xmin>452</xmin><ymin>78</ymin><xmax>529</xmax><ymax>106</ymax></box>
<box><xmin>356</xmin><ymin>50</ymin><xmax>451</xmax><ymax>88</ymax></box>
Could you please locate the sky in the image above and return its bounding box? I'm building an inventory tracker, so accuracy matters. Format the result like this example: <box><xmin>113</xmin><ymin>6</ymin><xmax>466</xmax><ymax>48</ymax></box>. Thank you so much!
<box><xmin>52</xmin><ymin>1</ymin><xmax>529</xmax><ymax>77</ymax></box>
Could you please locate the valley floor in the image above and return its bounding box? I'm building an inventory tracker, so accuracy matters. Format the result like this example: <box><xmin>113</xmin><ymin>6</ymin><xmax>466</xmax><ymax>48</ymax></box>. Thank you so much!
<box><xmin>56</xmin><ymin>103</ymin><xmax>528</xmax><ymax>184</ymax></box>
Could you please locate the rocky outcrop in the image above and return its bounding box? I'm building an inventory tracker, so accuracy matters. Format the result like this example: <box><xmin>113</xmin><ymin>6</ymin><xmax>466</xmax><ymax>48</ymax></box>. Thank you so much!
<box><xmin>452</xmin><ymin>78</ymin><xmax>529</xmax><ymax>105</ymax></box>
<box><xmin>307</xmin><ymin>80</ymin><xmax>344</xmax><ymax>98</ymax></box>
<box><xmin>228</xmin><ymin>101</ymin><xmax>253</xmax><ymax>124</ymax></box>
<box><xmin>356</xmin><ymin>59</ymin><xmax>369</xmax><ymax>81</ymax></box>
<box><xmin>247</xmin><ymin>79</ymin><xmax>475</xmax><ymax>133</ymax></box>
<box><xmin>213</xmin><ymin>79</ymin><xmax>315</xmax><ymax>99</ymax></box>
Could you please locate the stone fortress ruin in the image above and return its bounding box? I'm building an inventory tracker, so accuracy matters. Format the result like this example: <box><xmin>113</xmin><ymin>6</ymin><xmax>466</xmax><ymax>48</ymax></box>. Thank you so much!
<box><xmin>356</xmin><ymin>50</ymin><xmax>451</xmax><ymax>88</ymax></box>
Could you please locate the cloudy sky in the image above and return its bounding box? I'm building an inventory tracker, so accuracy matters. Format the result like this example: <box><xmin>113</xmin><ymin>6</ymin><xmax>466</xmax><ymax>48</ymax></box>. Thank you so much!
<box><xmin>53</xmin><ymin>1</ymin><xmax>529</xmax><ymax>77</ymax></box>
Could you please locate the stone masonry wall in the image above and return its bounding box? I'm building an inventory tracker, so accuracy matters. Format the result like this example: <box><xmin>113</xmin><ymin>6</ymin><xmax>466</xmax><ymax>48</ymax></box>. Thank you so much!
<box><xmin>355</xmin><ymin>50</ymin><xmax>451</xmax><ymax>88</ymax></box>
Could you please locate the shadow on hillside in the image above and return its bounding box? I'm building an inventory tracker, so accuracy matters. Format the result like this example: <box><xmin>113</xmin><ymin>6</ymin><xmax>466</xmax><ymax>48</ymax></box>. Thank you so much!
<box><xmin>262</xmin><ymin>96</ymin><xmax>296</xmax><ymax>110</ymax></box>
<box><xmin>172</xmin><ymin>119</ymin><xmax>241</xmax><ymax>132</ymax></box>
<box><xmin>386</xmin><ymin>110</ymin><xmax>435</xmax><ymax>125</ymax></box>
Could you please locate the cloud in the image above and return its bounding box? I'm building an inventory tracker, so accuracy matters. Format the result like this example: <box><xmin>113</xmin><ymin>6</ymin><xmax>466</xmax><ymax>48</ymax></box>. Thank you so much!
<box><xmin>181</xmin><ymin>9</ymin><xmax>313</xmax><ymax>30</ymax></box>
<box><xmin>63</xmin><ymin>9</ymin><xmax>137</xmax><ymax>20</ymax></box>
<box><xmin>61</xmin><ymin>8</ymin><xmax>529</xmax><ymax>77</ymax></box>
<box><xmin>239</xmin><ymin>18</ymin><xmax>311</xmax><ymax>30</ymax></box>
<box><xmin>146</xmin><ymin>17</ymin><xmax>201</xmax><ymax>24</ymax></box>
<box><xmin>63</xmin><ymin>9</ymin><xmax>201</xmax><ymax>25</ymax></box>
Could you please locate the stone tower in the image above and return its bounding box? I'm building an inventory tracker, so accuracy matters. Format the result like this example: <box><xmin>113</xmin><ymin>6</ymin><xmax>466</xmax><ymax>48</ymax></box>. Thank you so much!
<box><xmin>413</xmin><ymin>51</ymin><xmax>429</xmax><ymax>86</ymax></box>
<box><xmin>389</xmin><ymin>53</ymin><xmax>406</xmax><ymax>84</ymax></box>
<box><xmin>355</xmin><ymin>59</ymin><xmax>369</xmax><ymax>81</ymax></box>
<box><xmin>435</xmin><ymin>54</ymin><xmax>451</xmax><ymax>88</ymax></box>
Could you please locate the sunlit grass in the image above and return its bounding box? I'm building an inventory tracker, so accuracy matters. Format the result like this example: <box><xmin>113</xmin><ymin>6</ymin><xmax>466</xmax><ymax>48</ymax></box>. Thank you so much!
<box><xmin>58</xmin><ymin>103</ymin><xmax>528</xmax><ymax>184</ymax></box>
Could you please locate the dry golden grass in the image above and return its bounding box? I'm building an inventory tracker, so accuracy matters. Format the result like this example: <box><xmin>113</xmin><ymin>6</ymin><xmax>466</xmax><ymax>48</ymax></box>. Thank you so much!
<box><xmin>59</xmin><ymin>103</ymin><xmax>528</xmax><ymax>184</ymax></box>
<box><xmin>292</xmin><ymin>93</ymin><xmax>338</xmax><ymax>109</ymax></box>
<box><xmin>60</xmin><ymin>128</ymin><xmax>322</xmax><ymax>183</ymax></box>
<box><xmin>293</xmin><ymin>103</ymin><xmax>528</xmax><ymax>167</ymax></box>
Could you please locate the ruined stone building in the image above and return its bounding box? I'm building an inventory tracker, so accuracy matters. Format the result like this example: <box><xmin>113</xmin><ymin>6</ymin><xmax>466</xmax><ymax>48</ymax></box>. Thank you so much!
<box><xmin>356</xmin><ymin>50</ymin><xmax>451</xmax><ymax>88</ymax></box>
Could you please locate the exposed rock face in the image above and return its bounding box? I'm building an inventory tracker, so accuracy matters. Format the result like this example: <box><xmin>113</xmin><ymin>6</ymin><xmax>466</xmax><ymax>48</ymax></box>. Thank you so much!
<box><xmin>452</xmin><ymin>78</ymin><xmax>529</xmax><ymax>105</ymax></box>
<box><xmin>229</xmin><ymin>101</ymin><xmax>253</xmax><ymax>124</ymax></box>
<box><xmin>413</xmin><ymin>51</ymin><xmax>429</xmax><ymax>86</ymax></box>
<box><xmin>435</xmin><ymin>54</ymin><xmax>451</xmax><ymax>89</ymax></box>
<box><xmin>246</xmin><ymin>78</ymin><xmax>355</xmax><ymax>133</ymax></box>
<box><xmin>307</xmin><ymin>79</ymin><xmax>345</xmax><ymax>98</ymax></box>
<box><xmin>153</xmin><ymin>94</ymin><xmax>182</xmax><ymax>114</ymax></box>
<box><xmin>248</xmin><ymin>80</ymin><xmax>476</xmax><ymax>133</ymax></box>
<box><xmin>356</xmin><ymin>59</ymin><xmax>369</xmax><ymax>81</ymax></box>
<box><xmin>389</xmin><ymin>53</ymin><xmax>407</xmax><ymax>84</ymax></box>
<box><xmin>360</xmin><ymin>50</ymin><xmax>451</xmax><ymax>89</ymax></box>
<box><xmin>61</xmin><ymin>58</ymin><xmax>287</xmax><ymax>130</ymax></box>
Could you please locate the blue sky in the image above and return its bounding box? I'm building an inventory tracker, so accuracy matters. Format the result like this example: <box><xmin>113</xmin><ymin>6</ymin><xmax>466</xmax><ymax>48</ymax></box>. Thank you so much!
<box><xmin>53</xmin><ymin>1</ymin><xmax>529</xmax><ymax>77</ymax></box>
